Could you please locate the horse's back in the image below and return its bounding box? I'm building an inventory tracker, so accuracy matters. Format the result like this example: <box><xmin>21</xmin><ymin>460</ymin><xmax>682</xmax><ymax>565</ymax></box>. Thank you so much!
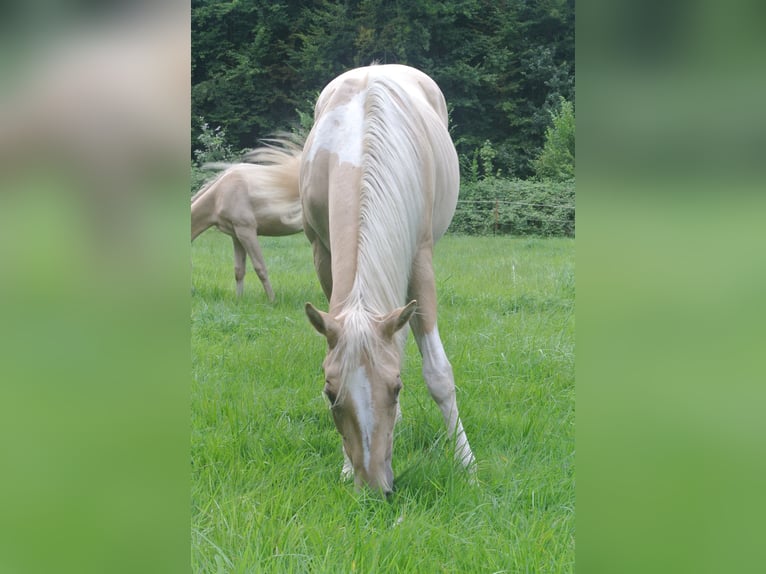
<box><xmin>301</xmin><ymin>64</ymin><xmax>459</xmax><ymax>244</ymax></box>
<box><xmin>313</xmin><ymin>65</ymin><xmax>449</xmax><ymax>127</ymax></box>
<box><xmin>196</xmin><ymin>163</ymin><xmax>301</xmax><ymax>236</ymax></box>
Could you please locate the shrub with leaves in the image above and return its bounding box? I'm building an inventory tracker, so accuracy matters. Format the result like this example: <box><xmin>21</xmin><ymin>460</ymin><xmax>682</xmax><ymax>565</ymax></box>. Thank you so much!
<box><xmin>190</xmin><ymin>119</ymin><xmax>238</xmax><ymax>194</ymax></box>
<box><xmin>450</xmin><ymin>177</ymin><xmax>575</xmax><ymax>236</ymax></box>
<box><xmin>532</xmin><ymin>98</ymin><xmax>575</xmax><ymax>181</ymax></box>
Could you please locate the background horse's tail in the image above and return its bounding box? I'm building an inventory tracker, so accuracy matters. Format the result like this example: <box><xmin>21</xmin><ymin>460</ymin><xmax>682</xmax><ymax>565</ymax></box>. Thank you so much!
<box><xmin>200</xmin><ymin>161</ymin><xmax>237</xmax><ymax>171</ymax></box>
<box><xmin>242</xmin><ymin>135</ymin><xmax>304</xmax><ymax>229</ymax></box>
<box><xmin>242</xmin><ymin>134</ymin><xmax>303</xmax><ymax>204</ymax></box>
<box><xmin>242</xmin><ymin>131</ymin><xmax>304</xmax><ymax>165</ymax></box>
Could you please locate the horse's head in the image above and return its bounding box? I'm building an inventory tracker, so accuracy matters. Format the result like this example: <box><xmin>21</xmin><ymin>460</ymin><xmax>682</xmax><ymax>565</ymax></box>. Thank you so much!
<box><xmin>305</xmin><ymin>300</ymin><xmax>417</xmax><ymax>495</ymax></box>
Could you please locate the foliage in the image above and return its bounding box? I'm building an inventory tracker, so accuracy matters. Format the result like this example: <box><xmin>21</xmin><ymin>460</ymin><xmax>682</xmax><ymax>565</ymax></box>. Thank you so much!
<box><xmin>450</xmin><ymin>177</ymin><xmax>575</xmax><ymax>236</ymax></box>
<box><xmin>461</xmin><ymin>139</ymin><xmax>501</xmax><ymax>182</ymax></box>
<box><xmin>190</xmin><ymin>120</ymin><xmax>239</xmax><ymax>194</ymax></box>
<box><xmin>192</xmin><ymin>233</ymin><xmax>574</xmax><ymax>572</ymax></box>
<box><xmin>192</xmin><ymin>0</ymin><xmax>574</xmax><ymax>178</ymax></box>
<box><xmin>194</xmin><ymin>120</ymin><xmax>236</xmax><ymax>165</ymax></box>
<box><xmin>533</xmin><ymin>97</ymin><xmax>575</xmax><ymax>181</ymax></box>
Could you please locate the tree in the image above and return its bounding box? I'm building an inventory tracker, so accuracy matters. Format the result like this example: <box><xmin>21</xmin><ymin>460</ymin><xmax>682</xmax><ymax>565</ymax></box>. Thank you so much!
<box><xmin>191</xmin><ymin>0</ymin><xmax>575</xmax><ymax>178</ymax></box>
<box><xmin>532</xmin><ymin>97</ymin><xmax>575</xmax><ymax>181</ymax></box>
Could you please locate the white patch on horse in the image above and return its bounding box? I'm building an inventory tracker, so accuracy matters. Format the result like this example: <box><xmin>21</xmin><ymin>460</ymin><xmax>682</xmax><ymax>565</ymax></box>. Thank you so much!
<box><xmin>341</xmin><ymin>447</ymin><xmax>353</xmax><ymax>480</ymax></box>
<box><xmin>304</xmin><ymin>90</ymin><xmax>365</xmax><ymax>167</ymax></box>
<box><xmin>347</xmin><ymin>365</ymin><xmax>374</xmax><ymax>472</ymax></box>
<box><xmin>420</xmin><ymin>325</ymin><xmax>450</xmax><ymax>375</ymax></box>
<box><xmin>418</xmin><ymin>325</ymin><xmax>475</xmax><ymax>468</ymax></box>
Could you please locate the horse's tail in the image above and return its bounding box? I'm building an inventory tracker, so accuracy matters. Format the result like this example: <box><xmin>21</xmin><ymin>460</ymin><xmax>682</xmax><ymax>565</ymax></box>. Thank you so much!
<box><xmin>242</xmin><ymin>134</ymin><xmax>304</xmax><ymax>207</ymax></box>
<box><xmin>242</xmin><ymin>131</ymin><xmax>304</xmax><ymax>165</ymax></box>
<box><xmin>200</xmin><ymin>161</ymin><xmax>237</xmax><ymax>171</ymax></box>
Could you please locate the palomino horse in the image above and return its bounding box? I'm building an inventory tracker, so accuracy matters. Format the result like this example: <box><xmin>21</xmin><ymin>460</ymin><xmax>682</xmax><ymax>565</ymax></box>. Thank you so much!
<box><xmin>191</xmin><ymin>143</ymin><xmax>303</xmax><ymax>300</ymax></box>
<box><xmin>300</xmin><ymin>64</ymin><xmax>475</xmax><ymax>494</ymax></box>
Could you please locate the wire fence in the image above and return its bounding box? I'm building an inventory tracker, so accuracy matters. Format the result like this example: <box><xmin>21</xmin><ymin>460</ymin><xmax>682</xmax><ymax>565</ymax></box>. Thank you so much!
<box><xmin>450</xmin><ymin>182</ymin><xmax>576</xmax><ymax>236</ymax></box>
<box><xmin>455</xmin><ymin>199</ymin><xmax>575</xmax><ymax>210</ymax></box>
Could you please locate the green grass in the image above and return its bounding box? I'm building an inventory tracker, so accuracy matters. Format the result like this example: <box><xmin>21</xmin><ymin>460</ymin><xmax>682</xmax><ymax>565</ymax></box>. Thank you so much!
<box><xmin>192</xmin><ymin>232</ymin><xmax>574</xmax><ymax>573</ymax></box>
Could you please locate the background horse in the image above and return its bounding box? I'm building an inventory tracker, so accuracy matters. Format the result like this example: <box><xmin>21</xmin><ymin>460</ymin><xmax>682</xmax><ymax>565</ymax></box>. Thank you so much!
<box><xmin>191</xmin><ymin>143</ymin><xmax>302</xmax><ymax>300</ymax></box>
<box><xmin>300</xmin><ymin>64</ymin><xmax>475</xmax><ymax>494</ymax></box>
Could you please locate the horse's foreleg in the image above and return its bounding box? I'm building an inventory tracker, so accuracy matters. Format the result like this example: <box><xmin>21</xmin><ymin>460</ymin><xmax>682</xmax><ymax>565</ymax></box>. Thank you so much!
<box><xmin>234</xmin><ymin>225</ymin><xmax>275</xmax><ymax>302</ymax></box>
<box><xmin>341</xmin><ymin>446</ymin><xmax>354</xmax><ymax>481</ymax></box>
<box><xmin>414</xmin><ymin>322</ymin><xmax>475</xmax><ymax>470</ymax></box>
<box><xmin>305</xmin><ymin>227</ymin><xmax>333</xmax><ymax>301</ymax></box>
<box><xmin>409</xmin><ymin>248</ymin><xmax>476</xmax><ymax>470</ymax></box>
<box><xmin>232</xmin><ymin>236</ymin><xmax>247</xmax><ymax>297</ymax></box>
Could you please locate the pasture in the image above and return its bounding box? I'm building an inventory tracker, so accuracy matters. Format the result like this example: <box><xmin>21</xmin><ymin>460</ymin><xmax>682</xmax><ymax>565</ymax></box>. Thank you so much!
<box><xmin>191</xmin><ymin>232</ymin><xmax>574</xmax><ymax>572</ymax></box>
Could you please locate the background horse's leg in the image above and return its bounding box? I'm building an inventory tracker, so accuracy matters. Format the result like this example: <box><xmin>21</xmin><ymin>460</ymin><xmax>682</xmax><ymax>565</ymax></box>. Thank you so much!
<box><xmin>409</xmin><ymin>247</ymin><xmax>476</xmax><ymax>470</ymax></box>
<box><xmin>232</xmin><ymin>235</ymin><xmax>247</xmax><ymax>297</ymax></box>
<box><xmin>233</xmin><ymin>225</ymin><xmax>275</xmax><ymax>302</ymax></box>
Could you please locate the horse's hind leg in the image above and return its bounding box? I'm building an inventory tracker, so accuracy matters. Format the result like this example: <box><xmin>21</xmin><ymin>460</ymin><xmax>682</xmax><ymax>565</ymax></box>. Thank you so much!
<box><xmin>234</xmin><ymin>225</ymin><xmax>275</xmax><ymax>302</ymax></box>
<box><xmin>409</xmin><ymin>246</ymin><xmax>475</xmax><ymax>470</ymax></box>
<box><xmin>232</xmin><ymin>236</ymin><xmax>246</xmax><ymax>297</ymax></box>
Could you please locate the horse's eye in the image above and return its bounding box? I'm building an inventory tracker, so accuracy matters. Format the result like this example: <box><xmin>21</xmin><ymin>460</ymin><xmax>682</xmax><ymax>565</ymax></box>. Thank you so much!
<box><xmin>324</xmin><ymin>382</ymin><xmax>337</xmax><ymax>405</ymax></box>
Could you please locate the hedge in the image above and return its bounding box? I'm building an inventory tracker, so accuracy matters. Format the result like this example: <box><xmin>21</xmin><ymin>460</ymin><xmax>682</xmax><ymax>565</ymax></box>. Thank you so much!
<box><xmin>449</xmin><ymin>177</ymin><xmax>575</xmax><ymax>236</ymax></box>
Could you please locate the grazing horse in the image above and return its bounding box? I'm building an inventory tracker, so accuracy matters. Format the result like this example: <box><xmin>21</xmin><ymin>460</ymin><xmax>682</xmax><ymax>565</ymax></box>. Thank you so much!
<box><xmin>191</xmin><ymin>143</ymin><xmax>303</xmax><ymax>300</ymax></box>
<box><xmin>300</xmin><ymin>64</ymin><xmax>476</xmax><ymax>494</ymax></box>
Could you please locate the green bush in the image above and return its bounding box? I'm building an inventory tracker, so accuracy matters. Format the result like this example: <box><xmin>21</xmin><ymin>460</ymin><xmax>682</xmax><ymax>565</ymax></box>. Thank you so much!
<box><xmin>189</xmin><ymin>119</ymin><xmax>575</xmax><ymax>237</ymax></box>
<box><xmin>532</xmin><ymin>98</ymin><xmax>575</xmax><ymax>182</ymax></box>
<box><xmin>190</xmin><ymin>119</ymin><xmax>239</xmax><ymax>194</ymax></box>
<box><xmin>449</xmin><ymin>177</ymin><xmax>575</xmax><ymax>236</ymax></box>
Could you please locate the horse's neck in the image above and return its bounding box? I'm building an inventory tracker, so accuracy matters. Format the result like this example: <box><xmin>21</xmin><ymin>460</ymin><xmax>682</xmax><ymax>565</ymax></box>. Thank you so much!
<box><xmin>327</xmin><ymin>200</ymin><xmax>413</xmax><ymax>318</ymax></box>
<box><xmin>190</xmin><ymin>179</ymin><xmax>221</xmax><ymax>240</ymax></box>
<box><xmin>327</xmin><ymin>182</ymin><xmax>362</xmax><ymax>314</ymax></box>
<box><xmin>316</xmin><ymin>72</ymin><xmax>434</xmax><ymax>316</ymax></box>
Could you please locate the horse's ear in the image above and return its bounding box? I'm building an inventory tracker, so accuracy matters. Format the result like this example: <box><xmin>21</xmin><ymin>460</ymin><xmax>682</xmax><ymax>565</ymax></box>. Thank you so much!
<box><xmin>380</xmin><ymin>300</ymin><xmax>418</xmax><ymax>340</ymax></box>
<box><xmin>305</xmin><ymin>303</ymin><xmax>340</xmax><ymax>348</ymax></box>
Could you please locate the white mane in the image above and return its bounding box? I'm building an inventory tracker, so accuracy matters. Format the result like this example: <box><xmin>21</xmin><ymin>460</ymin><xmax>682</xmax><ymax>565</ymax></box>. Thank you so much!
<box><xmin>350</xmin><ymin>75</ymin><xmax>426</xmax><ymax>316</ymax></box>
<box><xmin>331</xmin><ymin>75</ymin><xmax>429</xmax><ymax>397</ymax></box>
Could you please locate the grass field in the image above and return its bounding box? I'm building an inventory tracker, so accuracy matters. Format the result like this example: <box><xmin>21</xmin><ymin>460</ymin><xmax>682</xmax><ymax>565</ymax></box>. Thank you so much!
<box><xmin>191</xmin><ymin>232</ymin><xmax>574</xmax><ymax>573</ymax></box>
